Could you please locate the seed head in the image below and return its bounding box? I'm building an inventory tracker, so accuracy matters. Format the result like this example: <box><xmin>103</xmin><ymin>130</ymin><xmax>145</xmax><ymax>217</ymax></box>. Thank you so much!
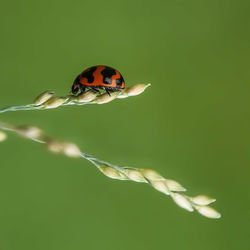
<box><xmin>99</xmin><ymin>165</ymin><xmax>128</xmax><ymax>180</ymax></box>
<box><xmin>191</xmin><ymin>195</ymin><xmax>216</xmax><ymax>206</ymax></box>
<box><xmin>116</xmin><ymin>91</ymin><xmax>128</xmax><ymax>99</ymax></box>
<box><xmin>34</xmin><ymin>91</ymin><xmax>54</xmax><ymax>105</ymax></box>
<box><xmin>43</xmin><ymin>97</ymin><xmax>68</xmax><ymax>109</ymax></box>
<box><xmin>140</xmin><ymin>169</ymin><xmax>164</xmax><ymax>181</ymax></box>
<box><xmin>62</xmin><ymin>142</ymin><xmax>81</xmax><ymax>158</ymax></box>
<box><xmin>151</xmin><ymin>180</ymin><xmax>171</xmax><ymax>195</ymax></box>
<box><xmin>96</xmin><ymin>92</ymin><xmax>120</xmax><ymax>104</ymax></box>
<box><xmin>16</xmin><ymin>126</ymin><xmax>42</xmax><ymax>140</ymax></box>
<box><xmin>165</xmin><ymin>179</ymin><xmax>186</xmax><ymax>192</ymax></box>
<box><xmin>76</xmin><ymin>92</ymin><xmax>97</xmax><ymax>103</ymax></box>
<box><xmin>47</xmin><ymin>140</ymin><xmax>64</xmax><ymax>153</ymax></box>
<box><xmin>171</xmin><ymin>193</ymin><xmax>194</xmax><ymax>212</ymax></box>
<box><xmin>124</xmin><ymin>169</ymin><xmax>147</xmax><ymax>182</ymax></box>
<box><xmin>195</xmin><ymin>205</ymin><xmax>221</xmax><ymax>219</ymax></box>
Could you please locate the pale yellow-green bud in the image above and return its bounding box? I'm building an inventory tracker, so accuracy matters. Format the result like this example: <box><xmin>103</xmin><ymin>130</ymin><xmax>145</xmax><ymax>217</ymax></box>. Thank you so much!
<box><xmin>165</xmin><ymin>179</ymin><xmax>186</xmax><ymax>192</ymax></box>
<box><xmin>124</xmin><ymin>169</ymin><xmax>147</xmax><ymax>182</ymax></box>
<box><xmin>125</xmin><ymin>83</ymin><xmax>151</xmax><ymax>96</ymax></box>
<box><xmin>62</xmin><ymin>142</ymin><xmax>81</xmax><ymax>158</ymax></box>
<box><xmin>95</xmin><ymin>92</ymin><xmax>120</xmax><ymax>104</ymax></box>
<box><xmin>47</xmin><ymin>140</ymin><xmax>64</xmax><ymax>153</ymax></box>
<box><xmin>17</xmin><ymin>126</ymin><xmax>42</xmax><ymax>140</ymax></box>
<box><xmin>195</xmin><ymin>205</ymin><xmax>221</xmax><ymax>219</ymax></box>
<box><xmin>140</xmin><ymin>169</ymin><xmax>164</xmax><ymax>181</ymax></box>
<box><xmin>34</xmin><ymin>91</ymin><xmax>54</xmax><ymax>105</ymax></box>
<box><xmin>99</xmin><ymin>165</ymin><xmax>128</xmax><ymax>180</ymax></box>
<box><xmin>151</xmin><ymin>180</ymin><xmax>170</xmax><ymax>195</ymax></box>
<box><xmin>191</xmin><ymin>195</ymin><xmax>216</xmax><ymax>206</ymax></box>
<box><xmin>0</xmin><ymin>131</ymin><xmax>7</xmax><ymax>142</ymax></box>
<box><xmin>76</xmin><ymin>91</ymin><xmax>97</xmax><ymax>103</ymax></box>
<box><xmin>171</xmin><ymin>193</ymin><xmax>194</xmax><ymax>212</ymax></box>
<box><xmin>116</xmin><ymin>90</ymin><xmax>129</xmax><ymax>99</ymax></box>
<box><xmin>43</xmin><ymin>97</ymin><xmax>68</xmax><ymax>109</ymax></box>
<box><xmin>47</xmin><ymin>140</ymin><xmax>81</xmax><ymax>158</ymax></box>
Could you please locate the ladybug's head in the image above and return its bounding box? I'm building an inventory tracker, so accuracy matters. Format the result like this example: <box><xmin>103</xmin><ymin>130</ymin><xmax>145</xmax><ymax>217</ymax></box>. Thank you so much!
<box><xmin>71</xmin><ymin>76</ymin><xmax>80</xmax><ymax>95</ymax></box>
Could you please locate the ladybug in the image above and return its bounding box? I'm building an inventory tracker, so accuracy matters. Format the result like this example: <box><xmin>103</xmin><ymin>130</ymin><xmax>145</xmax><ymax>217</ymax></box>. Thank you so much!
<box><xmin>71</xmin><ymin>65</ymin><xmax>125</xmax><ymax>96</ymax></box>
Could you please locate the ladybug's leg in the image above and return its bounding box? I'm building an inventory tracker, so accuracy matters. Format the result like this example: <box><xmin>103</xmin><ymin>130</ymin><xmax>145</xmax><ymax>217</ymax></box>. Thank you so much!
<box><xmin>105</xmin><ymin>88</ymin><xmax>111</xmax><ymax>96</ymax></box>
<box><xmin>72</xmin><ymin>84</ymin><xmax>80</xmax><ymax>95</ymax></box>
<box><xmin>78</xmin><ymin>85</ymin><xmax>86</xmax><ymax>95</ymax></box>
<box><xmin>90</xmin><ymin>87</ymin><xmax>101</xmax><ymax>94</ymax></box>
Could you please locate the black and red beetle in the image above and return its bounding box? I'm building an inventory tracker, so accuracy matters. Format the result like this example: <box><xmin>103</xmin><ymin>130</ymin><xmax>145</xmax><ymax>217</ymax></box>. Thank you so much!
<box><xmin>72</xmin><ymin>65</ymin><xmax>125</xmax><ymax>96</ymax></box>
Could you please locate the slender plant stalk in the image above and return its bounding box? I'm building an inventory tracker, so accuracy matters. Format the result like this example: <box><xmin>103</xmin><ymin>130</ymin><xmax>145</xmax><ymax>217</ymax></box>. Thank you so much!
<box><xmin>0</xmin><ymin>83</ymin><xmax>221</xmax><ymax>219</ymax></box>
<box><xmin>0</xmin><ymin>84</ymin><xmax>151</xmax><ymax>114</ymax></box>
<box><xmin>0</xmin><ymin>120</ymin><xmax>221</xmax><ymax>219</ymax></box>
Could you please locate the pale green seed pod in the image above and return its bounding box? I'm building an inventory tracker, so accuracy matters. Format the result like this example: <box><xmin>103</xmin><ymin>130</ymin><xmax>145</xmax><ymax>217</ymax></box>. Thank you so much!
<box><xmin>116</xmin><ymin>90</ymin><xmax>129</xmax><ymax>99</ymax></box>
<box><xmin>43</xmin><ymin>97</ymin><xmax>68</xmax><ymax>109</ymax></box>
<box><xmin>165</xmin><ymin>179</ymin><xmax>186</xmax><ymax>192</ymax></box>
<box><xmin>62</xmin><ymin>142</ymin><xmax>81</xmax><ymax>158</ymax></box>
<box><xmin>95</xmin><ymin>92</ymin><xmax>120</xmax><ymax>104</ymax></box>
<box><xmin>124</xmin><ymin>169</ymin><xmax>147</xmax><ymax>183</ymax></box>
<box><xmin>76</xmin><ymin>92</ymin><xmax>98</xmax><ymax>103</ymax></box>
<box><xmin>0</xmin><ymin>131</ymin><xmax>7</xmax><ymax>142</ymax></box>
<box><xmin>99</xmin><ymin>165</ymin><xmax>128</xmax><ymax>180</ymax></box>
<box><xmin>140</xmin><ymin>169</ymin><xmax>164</xmax><ymax>181</ymax></box>
<box><xmin>151</xmin><ymin>180</ymin><xmax>171</xmax><ymax>195</ymax></box>
<box><xmin>171</xmin><ymin>193</ymin><xmax>194</xmax><ymax>212</ymax></box>
<box><xmin>47</xmin><ymin>140</ymin><xmax>64</xmax><ymax>153</ymax></box>
<box><xmin>125</xmin><ymin>84</ymin><xmax>151</xmax><ymax>96</ymax></box>
<box><xmin>195</xmin><ymin>205</ymin><xmax>221</xmax><ymax>218</ymax></box>
<box><xmin>34</xmin><ymin>91</ymin><xmax>54</xmax><ymax>105</ymax></box>
<box><xmin>46</xmin><ymin>139</ymin><xmax>81</xmax><ymax>157</ymax></box>
<box><xmin>191</xmin><ymin>195</ymin><xmax>216</xmax><ymax>206</ymax></box>
<box><xmin>17</xmin><ymin>126</ymin><xmax>42</xmax><ymax>140</ymax></box>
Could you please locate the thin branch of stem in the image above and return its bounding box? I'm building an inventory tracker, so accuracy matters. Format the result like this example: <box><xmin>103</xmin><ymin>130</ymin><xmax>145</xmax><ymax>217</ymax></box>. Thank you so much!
<box><xmin>0</xmin><ymin>84</ymin><xmax>151</xmax><ymax>114</ymax></box>
<box><xmin>0</xmin><ymin>121</ymin><xmax>221</xmax><ymax>219</ymax></box>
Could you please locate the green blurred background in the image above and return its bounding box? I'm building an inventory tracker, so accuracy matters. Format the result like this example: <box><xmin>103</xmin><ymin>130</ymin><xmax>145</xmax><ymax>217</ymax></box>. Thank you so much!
<box><xmin>0</xmin><ymin>0</ymin><xmax>249</xmax><ymax>249</ymax></box>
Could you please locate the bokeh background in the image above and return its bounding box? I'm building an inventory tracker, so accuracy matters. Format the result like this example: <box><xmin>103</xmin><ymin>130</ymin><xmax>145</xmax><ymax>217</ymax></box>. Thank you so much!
<box><xmin>0</xmin><ymin>0</ymin><xmax>249</xmax><ymax>249</ymax></box>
